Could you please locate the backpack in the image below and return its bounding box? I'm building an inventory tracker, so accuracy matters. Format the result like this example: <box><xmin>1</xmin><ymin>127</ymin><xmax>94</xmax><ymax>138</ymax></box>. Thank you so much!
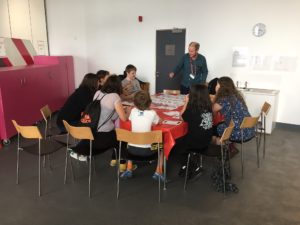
<box><xmin>79</xmin><ymin>93</ymin><xmax>106</xmax><ymax>130</ymax></box>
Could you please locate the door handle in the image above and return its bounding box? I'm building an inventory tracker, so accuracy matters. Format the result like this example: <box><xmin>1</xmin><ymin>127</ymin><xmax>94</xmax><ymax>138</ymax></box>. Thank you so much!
<box><xmin>156</xmin><ymin>72</ymin><xmax>160</xmax><ymax>77</ymax></box>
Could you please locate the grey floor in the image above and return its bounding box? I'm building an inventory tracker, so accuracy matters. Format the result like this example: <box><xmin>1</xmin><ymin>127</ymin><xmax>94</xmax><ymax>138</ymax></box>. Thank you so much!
<box><xmin>0</xmin><ymin>126</ymin><xmax>300</xmax><ymax>225</ymax></box>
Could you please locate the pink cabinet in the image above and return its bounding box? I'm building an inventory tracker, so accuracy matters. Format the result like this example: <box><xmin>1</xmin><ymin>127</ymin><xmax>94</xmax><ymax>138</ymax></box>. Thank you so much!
<box><xmin>0</xmin><ymin>56</ymin><xmax>75</xmax><ymax>144</ymax></box>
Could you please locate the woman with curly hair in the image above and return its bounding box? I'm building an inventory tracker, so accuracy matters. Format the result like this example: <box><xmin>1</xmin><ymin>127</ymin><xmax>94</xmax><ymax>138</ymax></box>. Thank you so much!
<box><xmin>213</xmin><ymin>76</ymin><xmax>255</xmax><ymax>144</ymax></box>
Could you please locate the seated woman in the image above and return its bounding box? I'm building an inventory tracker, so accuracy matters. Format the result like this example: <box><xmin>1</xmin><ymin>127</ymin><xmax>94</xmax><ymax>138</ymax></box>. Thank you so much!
<box><xmin>70</xmin><ymin>75</ymin><xmax>128</xmax><ymax>161</ymax></box>
<box><xmin>121</xmin><ymin>64</ymin><xmax>141</xmax><ymax>101</ymax></box>
<box><xmin>56</xmin><ymin>73</ymin><xmax>99</xmax><ymax>133</ymax></box>
<box><xmin>213</xmin><ymin>76</ymin><xmax>255</xmax><ymax>144</ymax></box>
<box><xmin>178</xmin><ymin>84</ymin><xmax>213</xmax><ymax>180</ymax></box>
<box><xmin>96</xmin><ymin>70</ymin><xmax>109</xmax><ymax>89</ymax></box>
<box><xmin>120</xmin><ymin>91</ymin><xmax>164</xmax><ymax>181</ymax></box>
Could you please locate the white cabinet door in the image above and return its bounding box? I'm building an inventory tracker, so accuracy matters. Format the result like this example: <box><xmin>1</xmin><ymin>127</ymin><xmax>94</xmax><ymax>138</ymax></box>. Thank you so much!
<box><xmin>242</xmin><ymin>91</ymin><xmax>279</xmax><ymax>134</ymax></box>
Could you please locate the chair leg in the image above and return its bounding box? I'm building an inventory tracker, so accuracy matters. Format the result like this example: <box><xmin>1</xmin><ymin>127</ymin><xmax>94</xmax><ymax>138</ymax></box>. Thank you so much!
<box><xmin>38</xmin><ymin>140</ymin><xmax>41</xmax><ymax>197</ymax></box>
<box><xmin>163</xmin><ymin>155</ymin><xmax>167</xmax><ymax>191</ymax></box>
<box><xmin>241</xmin><ymin>143</ymin><xmax>244</xmax><ymax>178</ymax></box>
<box><xmin>47</xmin><ymin>155</ymin><xmax>53</xmax><ymax>172</ymax></box>
<box><xmin>184</xmin><ymin>153</ymin><xmax>191</xmax><ymax>191</ymax></box>
<box><xmin>221</xmin><ymin>145</ymin><xmax>226</xmax><ymax>197</ymax></box>
<box><xmin>16</xmin><ymin>148</ymin><xmax>20</xmax><ymax>185</ymax></box>
<box><xmin>43</xmin><ymin>155</ymin><xmax>46</xmax><ymax>168</ymax></box>
<box><xmin>263</xmin><ymin>116</ymin><xmax>266</xmax><ymax>158</ymax></box>
<box><xmin>256</xmin><ymin>134</ymin><xmax>260</xmax><ymax>168</ymax></box>
<box><xmin>158</xmin><ymin>148</ymin><xmax>161</xmax><ymax>203</ymax></box>
<box><xmin>64</xmin><ymin>148</ymin><xmax>69</xmax><ymax>184</ymax></box>
<box><xmin>88</xmin><ymin>141</ymin><xmax>92</xmax><ymax>198</ymax></box>
<box><xmin>117</xmin><ymin>143</ymin><xmax>122</xmax><ymax>199</ymax></box>
<box><xmin>200</xmin><ymin>155</ymin><xmax>203</xmax><ymax>168</ymax></box>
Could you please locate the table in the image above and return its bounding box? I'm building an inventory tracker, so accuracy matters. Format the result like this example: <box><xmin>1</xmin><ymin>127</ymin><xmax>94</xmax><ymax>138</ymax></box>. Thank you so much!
<box><xmin>120</xmin><ymin>94</ymin><xmax>188</xmax><ymax>159</ymax></box>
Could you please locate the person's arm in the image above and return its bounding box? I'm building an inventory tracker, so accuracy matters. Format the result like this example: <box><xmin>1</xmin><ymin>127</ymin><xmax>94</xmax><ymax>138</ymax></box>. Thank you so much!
<box><xmin>169</xmin><ymin>55</ymin><xmax>185</xmax><ymax>78</ymax></box>
<box><xmin>201</xmin><ymin>56</ymin><xmax>208</xmax><ymax>82</ymax></box>
<box><xmin>213</xmin><ymin>102</ymin><xmax>222</xmax><ymax>113</ymax></box>
<box><xmin>115</xmin><ymin>101</ymin><xmax>128</xmax><ymax>121</ymax></box>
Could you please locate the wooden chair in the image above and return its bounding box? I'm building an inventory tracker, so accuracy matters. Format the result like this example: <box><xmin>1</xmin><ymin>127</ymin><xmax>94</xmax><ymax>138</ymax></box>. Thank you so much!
<box><xmin>40</xmin><ymin>105</ymin><xmax>53</xmax><ymax>138</ymax></box>
<box><xmin>258</xmin><ymin>102</ymin><xmax>271</xmax><ymax>158</ymax></box>
<box><xmin>40</xmin><ymin>105</ymin><xmax>64</xmax><ymax>138</ymax></box>
<box><xmin>140</xmin><ymin>82</ymin><xmax>150</xmax><ymax>92</ymax></box>
<box><xmin>163</xmin><ymin>89</ymin><xmax>180</xmax><ymax>95</ymax></box>
<box><xmin>115</xmin><ymin>128</ymin><xmax>163</xmax><ymax>202</ymax></box>
<box><xmin>234</xmin><ymin>116</ymin><xmax>260</xmax><ymax>178</ymax></box>
<box><xmin>63</xmin><ymin>120</ymin><xmax>95</xmax><ymax>198</ymax></box>
<box><xmin>12</xmin><ymin>120</ymin><xmax>64</xmax><ymax>196</ymax></box>
<box><xmin>184</xmin><ymin>120</ymin><xmax>234</xmax><ymax>196</ymax></box>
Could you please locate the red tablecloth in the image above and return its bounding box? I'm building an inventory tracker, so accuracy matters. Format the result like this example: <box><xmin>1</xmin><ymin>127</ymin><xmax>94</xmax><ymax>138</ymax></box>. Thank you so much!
<box><xmin>119</xmin><ymin>105</ymin><xmax>188</xmax><ymax>159</ymax></box>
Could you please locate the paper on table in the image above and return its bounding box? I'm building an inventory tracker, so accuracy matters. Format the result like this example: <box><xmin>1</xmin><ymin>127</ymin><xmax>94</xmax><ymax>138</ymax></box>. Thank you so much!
<box><xmin>162</xmin><ymin>120</ymin><xmax>182</xmax><ymax>125</ymax></box>
<box><xmin>163</xmin><ymin>111</ymin><xmax>180</xmax><ymax>116</ymax></box>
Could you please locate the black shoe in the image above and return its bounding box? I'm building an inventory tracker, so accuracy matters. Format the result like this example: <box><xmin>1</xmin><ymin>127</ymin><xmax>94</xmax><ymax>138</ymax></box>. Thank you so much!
<box><xmin>178</xmin><ymin>166</ymin><xmax>187</xmax><ymax>177</ymax></box>
<box><xmin>188</xmin><ymin>167</ymin><xmax>204</xmax><ymax>181</ymax></box>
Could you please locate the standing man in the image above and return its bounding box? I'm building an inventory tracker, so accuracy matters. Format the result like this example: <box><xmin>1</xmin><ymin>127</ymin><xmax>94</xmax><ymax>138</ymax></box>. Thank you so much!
<box><xmin>169</xmin><ymin>42</ymin><xmax>208</xmax><ymax>94</ymax></box>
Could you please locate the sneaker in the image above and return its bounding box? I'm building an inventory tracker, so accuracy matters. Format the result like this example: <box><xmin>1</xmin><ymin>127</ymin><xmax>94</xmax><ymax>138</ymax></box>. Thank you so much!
<box><xmin>188</xmin><ymin>167</ymin><xmax>204</xmax><ymax>181</ymax></box>
<box><xmin>178</xmin><ymin>166</ymin><xmax>187</xmax><ymax>177</ymax></box>
<box><xmin>78</xmin><ymin>155</ymin><xmax>87</xmax><ymax>162</ymax></box>
<box><xmin>152</xmin><ymin>172</ymin><xmax>165</xmax><ymax>182</ymax></box>
<box><xmin>70</xmin><ymin>151</ymin><xmax>87</xmax><ymax>162</ymax></box>
<box><xmin>120</xmin><ymin>170</ymin><xmax>133</xmax><ymax>179</ymax></box>
<box><xmin>119</xmin><ymin>163</ymin><xmax>127</xmax><ymax>172</ymax></box>
<box><xmin>110</xmin><ymin>159</ymin><xmax>117</xmax><ymax>167</ymax></box>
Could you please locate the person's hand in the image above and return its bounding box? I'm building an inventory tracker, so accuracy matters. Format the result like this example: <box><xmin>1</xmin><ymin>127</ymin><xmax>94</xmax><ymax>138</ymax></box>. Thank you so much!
<box><xmin>169</xmin><ymin>72</ymin><xmax>175</xmax><ymax>79</ymax></box>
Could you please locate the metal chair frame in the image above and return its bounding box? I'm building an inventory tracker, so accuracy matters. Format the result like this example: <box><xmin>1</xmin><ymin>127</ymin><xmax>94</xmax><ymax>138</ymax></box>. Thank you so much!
<box><xmin>184</xmin><ymin>120</ymin><xmax>234</xmax><ymax>196</ymax></box>
<box><xmin>115</xmin><ymin>128</ymin><xmax>164</xmax><ymax>202</ymax></box>
<box><xmin>238</xmin><ymin>116</ymin><xmax>260</xmax><ymax>178</ymax></box>
<box><xmin>258</xmin><ymin>102</ymin><xmax>271</xmax><ymax>158</ymax></box>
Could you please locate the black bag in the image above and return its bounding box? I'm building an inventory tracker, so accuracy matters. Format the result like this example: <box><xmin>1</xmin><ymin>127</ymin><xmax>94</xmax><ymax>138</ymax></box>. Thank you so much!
<box><xmin>79</xmin><ymin>94</ymin><xmax>106</xmax><ymax>129</ymax></box>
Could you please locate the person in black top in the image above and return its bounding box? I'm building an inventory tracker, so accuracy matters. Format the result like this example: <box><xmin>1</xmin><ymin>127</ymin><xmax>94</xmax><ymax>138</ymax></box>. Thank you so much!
<box><xmin>96</xmin><ymin>70</ymin><xmax>109</xmax><ymax>89</ymax></box>
<box><xmin>56</xmin><ymin>73</ymin><xmax>99</xmax><ymax>132</ymax></box>
<box><xmin>179</xmin><ymin>84</ymin><xmax>213</xmax><ymax>179</ymax></box>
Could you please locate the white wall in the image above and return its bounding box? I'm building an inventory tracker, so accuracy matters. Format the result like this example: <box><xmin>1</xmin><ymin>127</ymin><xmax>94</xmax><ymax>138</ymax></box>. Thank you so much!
<box><xmin>47</xmin><ymin>0</ymin><xmax>300</xmax><ymax>125</ymax></box>
<box><xmin>45</xmin><ymin>0</ymin><xmax>88</xmax><ymax>86</ymax></box>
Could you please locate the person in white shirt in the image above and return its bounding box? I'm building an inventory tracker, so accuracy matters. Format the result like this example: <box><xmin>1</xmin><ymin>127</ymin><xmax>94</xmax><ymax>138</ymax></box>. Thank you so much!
<box><xmin>120</xmin><ymin>91</ymin><xmax>165</xmax><ymax>181</ymax></box>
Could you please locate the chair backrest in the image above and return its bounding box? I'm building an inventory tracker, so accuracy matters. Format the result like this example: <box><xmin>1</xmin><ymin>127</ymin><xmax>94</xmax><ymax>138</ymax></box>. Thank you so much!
<box><xmin>115</xmin><ymin>128</ymin><xmax>162</xmax><ymax>145</ymax></box>
<box><xmin>240</xmin><ymin>116</ymin><xmax>260</xmax><ymax>129</ymax></box>
<box><xmin>40</xmin><ymin>105</ymin><xmax>52</xmax><ymax>121</ymax></box>
<box><xmin>163</xmin><ymin>89</ymin><xmax>180</xmax><ymax>95</ymax></box>
<box><xmin>12</xmin><ymin>120</ymin><xmax>42</xmax><ymax>139</ymax></box>
<box><xmin>63</xmin><ymin>120</ymin><xmax>94</xmax><ymax>140</ymax></box>
<box><xmin>261</xmin><ymin>102</ymin><xmax>271</xmax><ymax>116</ymax></box>
<box><xmin>220</xmin><ymin>120</ymin><xmax>234</xmax><ymax>144</ymax></box>
<box><xmin>140</xmin><ymin>82</ymin><xmax>150</xmax><ymax>92</ymax></box>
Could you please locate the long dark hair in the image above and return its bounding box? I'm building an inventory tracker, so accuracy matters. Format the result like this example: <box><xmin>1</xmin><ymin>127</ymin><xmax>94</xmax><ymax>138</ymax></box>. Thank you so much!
<box><xmin>187</xmin><ymin>84</ymin><xmax>212</xmax><ymax>113</ymax></box>
<box><xmin>101</xmin><ymin>75</ymin><xmax>122</xmax><ymax>95</ymax></box>
<box><xmin>215</xmin><ymin>76</ymin><xmax>247</xmax><ymax>108</ymax></box>
<box><xmin>79</xmin><ymin>73</ymin><xmax>99</xmax><ymax>93</ymax></box>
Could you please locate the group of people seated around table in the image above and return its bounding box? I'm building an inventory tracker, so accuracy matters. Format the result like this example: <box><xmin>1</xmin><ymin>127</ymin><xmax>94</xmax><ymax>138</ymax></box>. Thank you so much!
<box><xmin>55</xmin><ymin>62</ymin><xmax>255</xmax><ymax>192</ymax></box>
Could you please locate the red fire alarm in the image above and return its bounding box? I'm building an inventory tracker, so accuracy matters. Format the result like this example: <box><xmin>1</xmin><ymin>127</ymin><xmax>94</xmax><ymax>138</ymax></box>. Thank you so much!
<box><xmin>138</xmin><ymin>16</ymin><xmax>143</xmax><ymax>22</ymax></box>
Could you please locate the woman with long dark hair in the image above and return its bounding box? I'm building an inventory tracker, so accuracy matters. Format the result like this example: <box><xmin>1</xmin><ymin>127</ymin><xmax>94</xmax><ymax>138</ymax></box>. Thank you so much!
<box><xmin>56</xmin><ymin>73</ymin><xmax>99</xmax><ymax>132</ymax></box>
<box><xmin>213</xmin><ymin>76</ymin><xmax>255</xmax><ymax>143</ymax></box>
<box><xmin>71</xmin><ymin>75</ymin><xmax>128</xmax><ymax>161</ymax></box>
<box><xmin>179</xmin><ymin>84</ymin><xmax>213</xmax><ymax>179</ymax></box>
